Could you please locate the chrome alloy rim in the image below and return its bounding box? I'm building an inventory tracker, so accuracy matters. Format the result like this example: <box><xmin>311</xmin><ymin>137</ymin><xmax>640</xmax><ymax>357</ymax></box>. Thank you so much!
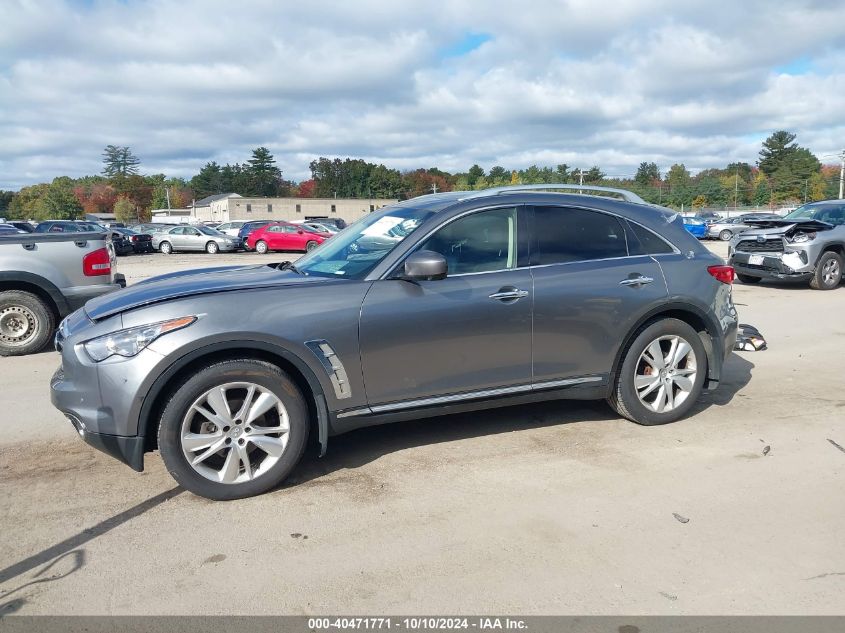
<box><xmin>180</xmin><ymin>382</ymin><xmax>290</xmax><ymax>484</ymax></box>
<box><xmin>634</xmin><ymin>335</ymin><xmax>698</xmax><ymax>413</ymax></box>
<box><xmin>822</xmin><ymin>258</ymin><xmax>841</xmax><ymax>286</ymax></box>
<box><xmin>0</xmin><ymin>305</ymin><xmax>37</xmax><ymax>346</ymax></box>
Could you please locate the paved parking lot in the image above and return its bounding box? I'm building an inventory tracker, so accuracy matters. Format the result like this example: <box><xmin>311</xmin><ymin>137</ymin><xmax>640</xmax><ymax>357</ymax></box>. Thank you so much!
<box><xmin>1</xmin><ymin>245</ymin><xmax>843</xmax><ymax>615</ymax></box>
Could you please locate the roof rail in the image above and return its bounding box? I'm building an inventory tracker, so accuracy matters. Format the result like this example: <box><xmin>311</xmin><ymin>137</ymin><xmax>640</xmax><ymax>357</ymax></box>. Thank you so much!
<box><xmin>457</xmin><ymin>184</ymin><xmax>647</xmax><ymax>204</ymax></box>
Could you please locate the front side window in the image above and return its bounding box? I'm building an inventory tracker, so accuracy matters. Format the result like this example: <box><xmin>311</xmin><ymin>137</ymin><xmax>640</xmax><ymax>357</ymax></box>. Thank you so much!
<box><xmin>533</xmin><ymin>207</ymin><xmax>628</xmax><ymax>265</ymax></box>
<box><xmin>417</xmin><ymin>207</ymin><xmax>518</xmax><ymax>275</ymax></box>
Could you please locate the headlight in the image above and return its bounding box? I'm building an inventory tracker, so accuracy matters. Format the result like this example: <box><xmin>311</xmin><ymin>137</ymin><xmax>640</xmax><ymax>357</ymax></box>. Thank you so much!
<box><xmin>786</xmin><ymin>231</ymin><xmax>815</xmax><ymax>243</ymax></box>
<box><xmin>83</xmin><ymin>316</ymin><xmax>196</xmax><ymax>361</ymax></box>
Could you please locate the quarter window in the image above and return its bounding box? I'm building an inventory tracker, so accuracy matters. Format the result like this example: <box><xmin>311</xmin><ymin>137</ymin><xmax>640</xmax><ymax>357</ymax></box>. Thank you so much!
<box><xmin>419</xmin><ymin>207</ymin><xmax>517</xmax><ymax>275</ymax></box>
<box><xmin>627</xmin><ymin>221</ymin><xmax>674</xmax><ymax>255</ymax></box>
<box><xmin>533</xmin><ymin>207</ymin><xmax>628</xmax><ymax>264</ymax></box>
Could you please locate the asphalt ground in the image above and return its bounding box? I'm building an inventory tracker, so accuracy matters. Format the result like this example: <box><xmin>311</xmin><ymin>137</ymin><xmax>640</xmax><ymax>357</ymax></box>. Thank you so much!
<box><xmin>0</xmin><ymin>242</ymin><xmax>843</xmax><ymax>615</ymax></box>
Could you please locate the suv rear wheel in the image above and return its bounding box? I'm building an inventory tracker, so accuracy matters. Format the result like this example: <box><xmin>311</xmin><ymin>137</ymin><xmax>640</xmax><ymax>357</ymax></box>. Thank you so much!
<box><xmin>809</xmin><ymin>251</ymin><xmax>842</xmax><ymax>290</ymax></box>
<box><xmin>609</xmin><ymin>318</ymin><xmax>707</xmax><ymax>425</ymax></box>
<box><xmin>158</xmin><ymin>359</ymin><xmax>309</xmax><ymax>500</ymax></box>
<box><xmin>0</xmin><ymin>290</ymin><xmax>55</xmax><ymax>356</ymax></box>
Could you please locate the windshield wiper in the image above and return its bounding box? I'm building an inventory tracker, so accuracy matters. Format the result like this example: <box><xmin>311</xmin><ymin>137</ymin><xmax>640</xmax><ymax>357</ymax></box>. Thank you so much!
<box><xmin>277</xmin><ymin>261</ymin><xmax>302</xmax><ymax>274</ymax></box>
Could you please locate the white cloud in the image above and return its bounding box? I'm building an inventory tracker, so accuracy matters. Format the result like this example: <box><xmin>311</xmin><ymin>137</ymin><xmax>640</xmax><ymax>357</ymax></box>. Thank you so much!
<box><xmin>1</xmin><ymin>0</ymin><xmax>844</xmax><ymax>189</ymax></box>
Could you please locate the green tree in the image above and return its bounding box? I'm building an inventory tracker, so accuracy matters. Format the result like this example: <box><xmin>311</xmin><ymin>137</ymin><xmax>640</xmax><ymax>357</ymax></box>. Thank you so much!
<box><xmin>190</xmin><ymin>162</ymin><xmax>224</xmax><ymax>198</ymax></box>
<box><xmin>488</xmin><ymin>166</ymin><xmax>508</xmax><ymax>184</ymax></box>
<box><xmin>758</xmin><ymin>131</ymin><xmax>797</xmax><ymax>176</ymax></box>
<box><xmin>666</xmin><ymin>164</ymin><xmax>692</xmax><ymax>209</ymax></box>
<box><xmin>752</xmin><ymin>173</ymin><xmax>772</xmax><ymax>206</ymax></box>
<box><xmin>42</xmin><ymin>177</ymin><xmax>83</xmax><ymax>220</ymax></box>
<box><xmin>113</xmin><ymin>197</ymin><xmax>136</xmax><ymax>223</ymax></box>
<box><xmin>7</xmin><ymin>183</ymin><xmax>49</xmax><ymax>220</ymax></box>
<box><xmin>635</xmin><ymin>162</ymin><xmax>661</xmax><ymax>185</ymax></box>
<box><xmin>583</xmin><ymin>166</ymin><xmax>605</xmax><ymax>183</ymax></box>
<box><xmin>0</xmin><ymin>190</ymin><xmax>14</xmax><ymax>214</ymax></box>
<box><xmin>466</xmin><ymin>164</ymin><xmax>485</xmax><ymax>187</ymax></box>
<box><xmin>102</xmin><ymin>145</ymin><xmax>141</xmax><ymax>178</ymax></box>
<box><xmin>246</xmin><ymin>147</ymin><xmax>284</xmax><ymax>197</ymax></box>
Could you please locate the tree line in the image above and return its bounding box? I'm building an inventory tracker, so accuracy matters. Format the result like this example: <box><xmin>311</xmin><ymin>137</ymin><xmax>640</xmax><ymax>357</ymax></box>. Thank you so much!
<box><xmin>1</xmin><ymin>131</ymin><xmax>840</xmax><ymax>223</ymax></box>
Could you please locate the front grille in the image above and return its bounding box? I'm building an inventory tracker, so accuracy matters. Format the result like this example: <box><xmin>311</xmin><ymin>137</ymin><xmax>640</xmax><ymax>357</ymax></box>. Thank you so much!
<box><xmin>736</xmin><ymin>238</ymin><xmax>784</xmax><ymax>253</ymax></box>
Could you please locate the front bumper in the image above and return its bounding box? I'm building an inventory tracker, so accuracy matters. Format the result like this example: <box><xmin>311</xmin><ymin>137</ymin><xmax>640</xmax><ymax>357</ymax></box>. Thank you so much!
<box><xmin>729</xmin><ymin>251</ymin><xmax>813</xmax><ymax>281</ymax></box>
<box><xmin>51</xmin><ymin>365</ymin><xmax>145</xmax><ymax>471</ymax></box>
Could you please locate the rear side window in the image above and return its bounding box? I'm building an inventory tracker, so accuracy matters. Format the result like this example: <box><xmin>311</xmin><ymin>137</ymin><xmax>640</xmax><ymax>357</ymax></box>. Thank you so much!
<box><xmin>627</xmin><ymin>221</ymin><xmax>675</xmax><ymax>255</ymax></box>
<box><xmin>533</xmin><ymin>207</ymin><xmax>628</xmax><ymax>264</ymax></box>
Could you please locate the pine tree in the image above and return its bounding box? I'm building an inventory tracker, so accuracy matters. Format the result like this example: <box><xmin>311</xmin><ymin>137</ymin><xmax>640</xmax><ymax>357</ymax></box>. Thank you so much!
<box><xmin>102</xmin><ymin>145</ymin><xmax>141</xmax><ymax>178</ymax></box>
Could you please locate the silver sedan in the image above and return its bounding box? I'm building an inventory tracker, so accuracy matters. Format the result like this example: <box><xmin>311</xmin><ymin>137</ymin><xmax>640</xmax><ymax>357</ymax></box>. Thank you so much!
<box><xmin>707</xmin><ymin>214</ymin><xmax>782</xmax><ymax>241</ymax></box>
<box><xmin>151</xmin><ymin>225</ymin><xmax>242</xmax><ymax>254</ymax></box>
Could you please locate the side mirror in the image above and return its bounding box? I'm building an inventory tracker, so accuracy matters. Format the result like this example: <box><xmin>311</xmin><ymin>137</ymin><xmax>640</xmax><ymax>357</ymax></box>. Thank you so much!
<box><xmin>297</xmin><ymin>229</ymin><xmax>304</xmax><ymax>234</ymax></box>
<box><xmin>403</xmin><ymin>250</ymin><xmax>447</xmax><ymax>281</ymax></box>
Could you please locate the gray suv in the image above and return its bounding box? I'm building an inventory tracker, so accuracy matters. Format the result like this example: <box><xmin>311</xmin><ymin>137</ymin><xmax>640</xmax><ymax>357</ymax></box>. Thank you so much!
<box><xmin>729</xmin><ymin>200</ymin><xmax>845</xmax><ymax>289</ymax></box>
<box><xmin>51</xmin><ymin>186</ymin><xmax>739</xmax><ymax>499</ymax></box>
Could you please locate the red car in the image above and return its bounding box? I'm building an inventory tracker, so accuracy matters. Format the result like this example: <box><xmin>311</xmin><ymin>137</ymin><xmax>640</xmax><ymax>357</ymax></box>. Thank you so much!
<box><xmin>245</xmin><ymin>222</ymin><xmax>331</xmax><ymax>253</ymax></box>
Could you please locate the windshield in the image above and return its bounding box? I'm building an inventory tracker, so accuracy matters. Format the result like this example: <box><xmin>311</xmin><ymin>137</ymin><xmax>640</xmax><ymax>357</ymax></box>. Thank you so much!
<box><xmin>784</xmin><ymin>204</ymin><xmax>845</xmax><ymax>224</ymax></box>
<box><xmin>293</xmin><ymin>206</ymin><xmax>434</xmax><ymax>279</ymax></box>
<box><xmin>197</xmin><ymin>225</ymin><xmax>225</xmax><ymax>236</ymax></box>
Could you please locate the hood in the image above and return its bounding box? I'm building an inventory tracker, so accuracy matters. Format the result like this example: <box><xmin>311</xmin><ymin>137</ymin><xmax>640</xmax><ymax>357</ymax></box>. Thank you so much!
<box><xmin>85</xmin><ymin>263</ymin><xmax>336</xmax><ymax>321</ymax></box>
<box><xmin>739</xmin><ymin>219</ymin><xmax>833</xmax><ymax>237</ymax></box>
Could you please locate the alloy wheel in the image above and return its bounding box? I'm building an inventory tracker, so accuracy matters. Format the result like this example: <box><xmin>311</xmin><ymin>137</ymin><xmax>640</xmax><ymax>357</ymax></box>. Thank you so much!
<box><xmin>822</xmin><ymin>258</ymin><xmax>841</xmax><ymax>286</ymax></box>
<box><xmin>634</xmin><ymin>335</ymin><xmax>698</xmax><ymax>413</ymax></box>
<box><xmin>179</xmin><ymin>382</ymin><xmax>290</xmax><ymax>484</ymax></box>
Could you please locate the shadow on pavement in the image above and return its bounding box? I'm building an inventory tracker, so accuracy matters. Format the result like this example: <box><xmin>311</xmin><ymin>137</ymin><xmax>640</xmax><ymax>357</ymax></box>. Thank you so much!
<box><xmin>290</xmin><ymin>398</ymin><xmax>620</xmax><ymax>487</ymax></box>
<box><xmin>0</xmin><ymin>487</ymin><xmax>182</xmax><ymax>589</ymax></box>
<box><xmin>291</xmin><ymin>353</ymin><xmax>756</xmax><ymax>488</ymax></box>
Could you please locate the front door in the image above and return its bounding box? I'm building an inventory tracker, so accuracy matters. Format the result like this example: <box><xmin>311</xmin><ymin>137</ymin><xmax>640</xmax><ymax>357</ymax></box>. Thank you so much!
<box><xmin>359</xmin><ymin>206</ymin><xmax>532</xmax><ymax>407</ymax></box>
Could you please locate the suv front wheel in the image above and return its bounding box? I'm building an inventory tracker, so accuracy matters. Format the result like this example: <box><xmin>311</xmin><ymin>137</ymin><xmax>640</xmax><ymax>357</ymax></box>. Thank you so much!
<box><xmin>158</xmin><ymin>359</ymin><xmax>309</xmax><ymax>500</ymax></box>
<box><xmin>609</xmin><ymin>318</ymin><xmax>707</xmax><ymax>425</ymax></box>
<box><xmin>809</xmin><ymin>251</ymin><xmax>843</xmax><ymax>290</ymax></box>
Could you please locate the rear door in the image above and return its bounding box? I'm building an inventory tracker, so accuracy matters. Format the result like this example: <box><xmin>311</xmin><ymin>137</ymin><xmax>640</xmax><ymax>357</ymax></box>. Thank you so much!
<box><xmin>529</xmin><ymin>205</ymin><xmax>669</xmax><ymax>385</ymax></box>
<box><xmin>359</xmin><ymin>206</ymin><xmax>533</xmax><ymax>406</ymax></box>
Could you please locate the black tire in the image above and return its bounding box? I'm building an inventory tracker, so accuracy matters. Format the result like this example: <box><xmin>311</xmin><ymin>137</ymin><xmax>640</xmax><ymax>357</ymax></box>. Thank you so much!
<box><xmin>305</xmin><ymin>240</ymin><xmax>318</xmax><ymax>252</ymax></box>
<box><xmin>809</xmin><ymin>251</ymin><xmax>843</xmax><ymax>290</ymax></box>
<box><xmin>157</xmin><ymin>359</ymin><xmax>309</xmax><ymax>500</ymax></box>
<box><xmin>0</xmin><ymin>290</ymin><xmax>55</xmax><ymax>357</ymax></box>
<box><xmin>206</xmin><ymin>241</ymin><xmax>219</xmax><ymax>254</ymax></box>
<box><xmin>255</xmin><ymin>240</ymin><xmax>268</xmax><ymax>254</ymax></box>
<box><xmin>159</xmin><ymin>241</ymin><xmax>173</xmax><ymax>254</ymax></box>
<box><xmin>608</xmin><ymin>318</ymin><xmax>708</xmax><ymax>426</ymax></box>
<box><xmin>719</xmin><ymin>229</ymin><xmax>733</xmax><ymax>241</ymax></box>
<box><xmin>737</xmin><ymin>274</ymin><xmax>761</xmax><ymax>284</ymax></box>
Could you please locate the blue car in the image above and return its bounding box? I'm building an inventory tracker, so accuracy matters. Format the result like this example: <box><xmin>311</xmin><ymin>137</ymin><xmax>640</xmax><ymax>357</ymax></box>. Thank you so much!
<box><xmin>682</xmin><ymin>216</ymin><xmax>707</xmax><ymax>239</ymax></box>
<box><xmin>237</xmin><ymin>220</ymin><xmax>273</xmax><ymax>249</ymax></box>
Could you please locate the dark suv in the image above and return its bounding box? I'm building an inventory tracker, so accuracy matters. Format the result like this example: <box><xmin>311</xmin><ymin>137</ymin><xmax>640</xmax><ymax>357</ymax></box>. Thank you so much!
<box><xmin>51</xmin><ymin>185</ymin><xmax>739</xmax><ymax>499</ymax></box>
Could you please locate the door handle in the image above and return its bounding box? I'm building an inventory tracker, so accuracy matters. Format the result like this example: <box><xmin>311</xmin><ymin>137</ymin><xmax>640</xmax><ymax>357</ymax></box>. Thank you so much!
<box><xmin>619</xmin><ymin>275</ymin><xmax>654</xmax><ymax>287</ymax></box>
<box><xmin>489</xmin><ymin>288</ymin><xmax>529</xmax><ymax>301</ymax></box>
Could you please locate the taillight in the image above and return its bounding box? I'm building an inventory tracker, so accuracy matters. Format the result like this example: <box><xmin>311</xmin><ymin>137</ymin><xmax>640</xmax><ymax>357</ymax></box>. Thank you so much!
<box><xmin>131</xmin><ymin>235</ymin><xmax>139</xmax><ymax>242</ymax></box>
<box><xmin>83</xmin><ymin>247</ymin><xmax>112</xmax><ymax>277</ymax></box>
<box><xmin>707</xmin><ymin>265</ymin><xmax>734</xmax><ymax>284</ymax></box>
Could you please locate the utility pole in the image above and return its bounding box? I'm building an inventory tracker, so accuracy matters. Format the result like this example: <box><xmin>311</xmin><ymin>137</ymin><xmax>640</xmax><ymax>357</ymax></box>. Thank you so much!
<box><xmin>578</xmin><ymin>169</ymin><xmax>584</xmax><ymax>194</ymax></box>
<box><xmin>165</xmin><ymin>186</ymin><xmax>171</xmax><ymax>210</ymax></box>
<box><xmin>431</xmin><ymin>182</ymin><xmax>438</xmax><ymax>194</ymax></box>
<box><xmin>839</xmin><ymin>150</ymin><xmax>845</xmax><ymax>200</ymax></box>
<box><xmin>734</xmin><ymin>169</ymin><xmax>738</xmax><ymax>209</ymax></box>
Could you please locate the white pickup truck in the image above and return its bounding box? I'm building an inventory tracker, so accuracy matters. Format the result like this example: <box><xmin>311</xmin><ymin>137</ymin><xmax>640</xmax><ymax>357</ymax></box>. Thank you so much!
<box><xmin>0</xmin><ymin>231</ymin><xmax>125</xmax><ymax>355</ymax></box>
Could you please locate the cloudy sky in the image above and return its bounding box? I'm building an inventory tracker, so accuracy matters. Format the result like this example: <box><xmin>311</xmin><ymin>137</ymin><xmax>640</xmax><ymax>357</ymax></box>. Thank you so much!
<box><xmin>2</xmin><ymin>0</ymin><xmax>845</xmax><ymax>190</ymax></box>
